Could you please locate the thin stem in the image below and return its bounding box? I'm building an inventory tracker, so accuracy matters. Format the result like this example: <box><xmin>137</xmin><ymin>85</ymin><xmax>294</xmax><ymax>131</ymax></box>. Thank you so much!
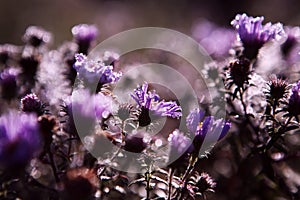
<box><xmin>48</xmin><ymin>151</ymin><xmax>60</xmax><ymax>183</ymax></box>
<box><xmin>167</xmin><ymin>168</ymin><xmax>174</xmax><ymax>200</ymax></box>
<box><xmin>145</xmin><ymin>171</ymin><xmax>151</xmax><ymax>200</ymax></box>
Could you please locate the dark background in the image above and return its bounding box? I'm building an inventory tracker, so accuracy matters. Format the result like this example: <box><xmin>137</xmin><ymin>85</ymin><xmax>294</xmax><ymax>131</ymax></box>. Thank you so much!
<box><xmin>1</xmin><ymin>0</ymin><xmax>300</xmax><ymax>46</ymax></box>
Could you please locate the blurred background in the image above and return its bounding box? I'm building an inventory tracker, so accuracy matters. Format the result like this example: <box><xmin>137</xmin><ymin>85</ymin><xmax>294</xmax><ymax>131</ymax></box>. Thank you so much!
<box><xmin>1</xmin><ymin>0</ymin><xmax>300</xmax><ymax>46</ymax></box>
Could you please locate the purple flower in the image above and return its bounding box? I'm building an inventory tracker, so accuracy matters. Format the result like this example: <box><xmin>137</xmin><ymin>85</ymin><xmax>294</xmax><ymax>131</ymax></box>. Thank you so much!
<box><xmin>73</xmin><ymin>53</ymin><xmax>122</xmax><ymax>89</ymax></box>
<box><xmin>130</xmin><ymin>82</ymin><xmax>182</xmax><ymax>126</ymax></box>
<box><xmin>0</xmin><ymin>111</ymin><xmax>41</xmax><ymax>168</ymax></box>
<box><xmin>167</xmin><ymin>129</ymin><xmax>192</xmax><ymax>169</ymax></box>
<box><xmin>23</xmin><ymin>26</ymin><xmax>52</xmax><ymax>47</ymax></box>
<box><xmin>285</xmin><ymin>81</ymin><xmax>300</xmax><ymax>121</ymax></box>
<box><xmin>231</xmin><ymin>13</ymin><xmax>284</xmax><ymax>59</ymax></box>
<box><xmin>0</xmin><ymin>68</ymin><xmax>19</xmax><ymax>100</ymax></box>
<box><xmin>186</xmin><ymin>108</ymin><xmax>231</xmax><ymax>156</ymax></box>
<box><xmin>71</xmin><ymin>24</ymin><xmax>98</xmax><ymax>54</ymax></box>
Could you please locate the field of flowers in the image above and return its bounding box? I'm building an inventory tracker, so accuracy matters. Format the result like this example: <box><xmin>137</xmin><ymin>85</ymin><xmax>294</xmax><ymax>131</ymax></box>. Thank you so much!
<box><xmin>0</xmin><ymin>11</ymin><xmax>300</xmax><ymax>200</ymax></box>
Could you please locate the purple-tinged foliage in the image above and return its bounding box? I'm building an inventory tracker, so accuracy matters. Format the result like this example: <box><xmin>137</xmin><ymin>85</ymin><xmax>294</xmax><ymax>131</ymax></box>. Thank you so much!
<box><xmin>231</xmin><ymin>13</ymin><xmax>284</xmax><ymax>59</ymax></box>
<box><xmin>0</xmin><ymin>111</ymin><xmax>41</xmax><ymax>168</ymax></box>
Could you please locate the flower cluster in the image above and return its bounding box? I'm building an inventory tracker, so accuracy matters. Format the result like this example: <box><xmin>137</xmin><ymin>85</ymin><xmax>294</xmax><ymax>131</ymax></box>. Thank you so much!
<box><xmin>1</xmin><ymin>12</ymin><xmax>300</xmax><ymax>200</ymax></box>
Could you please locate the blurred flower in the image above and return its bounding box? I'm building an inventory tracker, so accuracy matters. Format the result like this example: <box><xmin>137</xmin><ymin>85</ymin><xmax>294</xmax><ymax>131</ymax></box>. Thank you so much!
<box><xmin>187</xmin><ymin>172</ymin><xmax>216</xmax><ymax>197</ymax></box>
<box><xmin>0</xmin><ymin>111</ymin><xmax>41</xmax><ymax>168</ymax></box>
<box><xmin>281</xmin><ymin>26</ymin><xmax>300</xmax><ymax>64</ymax></box>
<box><xmin>225</xmin><ymin>57</ymin><xmax>251</xmax><ymax>90</ymax></box>
<box><xmin>73</xmin><ymin>53</ymin><xmax>122</xmax><ymax>89</ymax></box>
<box><xmin>71</xmin><ymin>24</ymin><xmax>98</xmax><ymax>54</ymax></box>
<box><xmin>38</xmin><ymin>114</ymin><xmax>57</xmax><ymax>150</ymax></box>
<box><xmin>192</xmin><ymin>19</ymin><xmax>235</xmax><ymax>59</ymax></box>
<box><xmin>186</xmin><ymin>108</ymin><xmax>205</xmax><ymax>133</ymax></box>
<box><xmin>65</xmin><ymin>89</ymin><xmax>114</xmax><ymax>136</ymax></box>
<box><xmin>167</xmin><ymin>129</ymin><xmax>192</xmax><ymax>169</ymax></box>
<box><xmin>0</xmin><ymin>44</ymin><xmax>20</xmax><ymax>64</ymax></box>
<box><xmin>123</xmin><ymin>130</ymin><xmax>148</xmax><ymax>153</ymax></box>
<box><xmin>0</xmin><ymin>68</ymin><xmax>19</xmax><ymax>101</ymax></box>
<box><xmin>130</xmin><ymin>82</ymin><xmax>182</xmax><ymax>126</ymax></box>
<box><xmin>21</xmin><ymin>93</ymin><xmax>44</xmax><ymax>116</ymax></box>
<box><xmin>23</xmin><ymin>26</ymin><xmax>52</xmax><ymax>47</ymax></box>
<box><xmin>101</xmin><ymin>51</ymin><xmax>120</xmax><ymax>67</ymax></box>
<box><xmin>62</xmin><ymin>167</ymin><xmax>99</xmax><ymax>200</ymax></box>
<box><xmin>284</xmin><ymin>81</ymin><xmax>300</xmax><ymax>121</ymax></box>
<box><xmin>231</xmin><ymin>13</ymin><xmax>284</xmax><ymax>60</ymax></box>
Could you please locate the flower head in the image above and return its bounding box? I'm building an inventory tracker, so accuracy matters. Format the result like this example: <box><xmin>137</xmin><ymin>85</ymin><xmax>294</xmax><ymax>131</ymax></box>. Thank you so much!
<box><xmin>23</xmin><ymin>26</ymin><xmax>52</xmax><ymax>47</ymax></box>
<box><xmin>73</xmin><ymin>53</ymin><xmax>122</xmax><ymax>89</ymax></box>
<box><xmin>130</xmin><ymin>82</ymin><xmax>182</xmax><ymax>126</ymax></box>
<box><xmin>231</xmin><ymin>13</ymin><xmax>284</xmax><ymax>59</ymax></box>
<box><xmin>21</xmin><ymin>93</ymin><xmax>44</xmax><ymax>115</ymax></box>
<box><xmin>226</xmin><ymin>57</ymin><xmax>251</xmax><ymax>90</ymax></box>
<box><xmin>167</xmin><ymin>129</ymin><xmax>192</xmax><ymax>169</ymax></box>
<box><xmin>71</xmin><ymin>24</ymin><xmax>98</xmax><ymax>54</ymax></box>
<box><xmin>188</xmin><ymin>172</ymin><xmax>216</xmax><ymax>197</ymax></box>
<box><xmin>65</xmin><ymin>89</ymin><xmax>114</xmax><ymax>136</ymax></box>
<box><xmin>123</xmin><ymin>131</ymin><xmax>148</xmax><ymax>153</ymax></box>
<box><xmin>265</xmin><ymin>77</ymin><xmax>289</xmax><ymax>106</ymax></box>
<box><xmin>0</xmin><ymin>111</ymin><xmax>41</xmax><ymax>168</ymax></box>
<box><xmin>186</xmin><ymin>108</ymin><xmax>231</xmax><ymax>156</ymax></box>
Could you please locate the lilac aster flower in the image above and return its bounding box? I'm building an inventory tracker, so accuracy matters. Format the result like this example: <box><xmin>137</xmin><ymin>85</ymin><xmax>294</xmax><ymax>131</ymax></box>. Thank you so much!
<box><xmin>186</xmin><ymin>108</ymin><xmax>231</xmax><ymax>156</ymax></box>
<box><xmin>231</xmin><ymin>13</ymin><xmax>284</xmax><ymax>60</ymax></box>
<box><xmin>167</xmin><ymin>129</ymin><xmax>192</xmax><ymax>169</ymax></box>
<box><xmin>0</xmin><ymin>111</ymin><xmax>41</xmax><ymax>168</ymax></box>
<box><xmin>130</xmin><ymin>82</ymin><xmax>182</xmax><ymax>126</ymax></box>
<box><xmin>284</xmin><ymin>81</ymin><xmax>300</xmax><ymax>121</ymax></box>
<box><xmin>73</xmin><ymin>53</ymin><xmax>122</xmax><ymax>90</ymax></box>
<box><xmin>71</xmin><ymin>24</ymin><xmax>98</xmax><ymax>54</ymax></box>
<box><xmin>23</xmin><ymin>26</ymin><xmax>52</xmax><ymax>47</ymax></box>
<box><xmin>0</xmin><ymin>68</ymin><xmax>19</xmax><ymax>101</ymax></box>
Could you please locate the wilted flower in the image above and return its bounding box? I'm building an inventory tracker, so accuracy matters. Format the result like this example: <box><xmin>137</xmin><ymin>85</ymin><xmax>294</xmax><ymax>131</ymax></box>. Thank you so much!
<box><xmin>231</xmin><ymin>13</ymin><xmax>284</xmax><ymax>59</ymax></box>
<box><xmin>71</xmin><ymin>24</ymin><xmax>98</xmax><ymax>54</ymax></box>
<box><xmin>0</xmin><ymin>68</ymin><xmax>19</xmax><ymax>100</ymax></box>
<box><xmin>225</xmin><ymin>57</ymin><xmax>251</xmax><ymax>90</ymax></box>
<box><xmin>21</xmin><ymin>93</ymin><xmax>44</xmax><ymax>115</ymax></box>
<box><xmin>131</xmin><ymin>82</ymin><xmax>182</xmax><ymax>126</ymax></box>
<box><xmin>265</xmin><ymin>77</ymin><xmax>289</xmax><ymax>107</ymax></box>
<box><xmin>23</xmin><ymin>26</ymin><xmax>52</xmax><ymax>47</ymax></box>
<box><xmin>187</xmin><ymin>172</ymin><xmax>216</xmax><ymax>197</ymax></box>
<box><xmin>73</xmin><ymin>53</ymin><xmax>122</xmax><ymax>90</ymax></box>
<box><xmin>116</xmin><ymin>103</ymin><xmax>137</xmax><ymax>121</ymax></box>
<box><xmin>0</xmin><ymin>111</ymin><xmax>41</xmax><ymax>168</ymax></box>
<box><xmin>284</xmin><ymin>81</ymin><xmax>300</xmax><ymax>121</ymax></box>
<box><xmin>167</xmin><ymin>129</ymin><xmax>192</xmax><ymax>169</ymax></box>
